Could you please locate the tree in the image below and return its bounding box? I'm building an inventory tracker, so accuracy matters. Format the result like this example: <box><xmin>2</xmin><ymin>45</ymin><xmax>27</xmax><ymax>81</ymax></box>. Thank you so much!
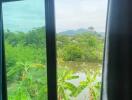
<box><xmin>72</xmin><ymin>70</ymin><xmax>101</xmax><ymax>100</ymax></box>
<box><xmin>63</xmin><ymin>44</ymin><xmax>83</xmax><ymax>61</ymax></box>
<box><xmin>58</xmin><ymin>69</ymin><xmax>79</xmax><ymax>100</ymax></box>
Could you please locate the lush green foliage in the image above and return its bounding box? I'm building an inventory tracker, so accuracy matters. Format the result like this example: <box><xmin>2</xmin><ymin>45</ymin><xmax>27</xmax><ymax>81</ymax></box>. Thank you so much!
<box><xmin>57</xmin><ymin>33</ymin><xmax>104</xmax><ymax>62</ymax></box>
<box><xmin>5</xmin><ymin>27</ymin><xmax>104</xmax><ymax>100</ymax></box>
<box><xmin>58</xmin><ymin>68</ymin><xmax>79</xmax><ymax>100</ymax></box>
<box><xmin>5</xmin><ymin>27</ymin><xmax>47</xmax><ymax>100</ymax></box>
<box><xmin>71</xmin><ymin>69</ymin><xmax>102</xmax><ymax>100</ymax></box>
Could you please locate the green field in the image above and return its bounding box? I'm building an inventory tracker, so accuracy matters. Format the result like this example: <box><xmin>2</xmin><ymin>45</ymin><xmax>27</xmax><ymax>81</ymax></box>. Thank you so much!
<box><xmin>5</xmin><ymin>27</ymin><xmax>104</xmax><ymax>100</ymax></box>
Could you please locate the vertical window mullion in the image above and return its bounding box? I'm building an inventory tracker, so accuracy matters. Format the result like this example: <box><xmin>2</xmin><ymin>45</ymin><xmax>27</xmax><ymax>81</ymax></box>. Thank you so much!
<box><xmin>45</xmin><ymin>0</ymin><xmax>57</xmax><ymax>100</ymax></box>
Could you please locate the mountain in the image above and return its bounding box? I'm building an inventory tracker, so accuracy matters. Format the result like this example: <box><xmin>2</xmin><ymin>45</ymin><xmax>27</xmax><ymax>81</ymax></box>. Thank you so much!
<box><xmin>59</xmin><ymin>28</ymin><xmax>104</xmax><ymax>35</ymax></box>
<box><xmin>59</xmin><ymin>28</ymin><xmax>94</xmax><ymax>35</ymax></box>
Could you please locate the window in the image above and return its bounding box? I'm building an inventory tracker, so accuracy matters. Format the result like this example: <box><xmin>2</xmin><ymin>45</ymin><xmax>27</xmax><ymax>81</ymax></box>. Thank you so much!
<box><xmin>0</xmin><ymin>0</ymin><xmax>114</xmax><ymax>100</ymax></box>
<box><xmin>55</xmin><ymin>0</ymin><xmax>108</xmax><ymax>99</ymax></box>
<box><xmin>2</xmin><ymin>0</ymin><xmax>47</xmax><ymax>99</ymax></box>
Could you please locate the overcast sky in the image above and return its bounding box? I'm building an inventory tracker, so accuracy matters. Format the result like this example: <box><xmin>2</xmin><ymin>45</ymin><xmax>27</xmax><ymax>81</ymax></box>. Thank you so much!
<box><xmin>2</xmin><ymin>0</ymin><xmax>108</xmax><ymax>32</ymax></box>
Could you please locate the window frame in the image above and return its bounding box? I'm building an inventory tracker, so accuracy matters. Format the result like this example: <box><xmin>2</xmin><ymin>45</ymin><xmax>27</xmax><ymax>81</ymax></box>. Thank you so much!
<box><xmin>2</xmin><ymin>0</ymin><xmax>127</xmax><ymax>100</ymax></box>
<box><xmin>0</xmin><ymin>0</ymin><xmax>57</xmax><ymax>100</ymax></box>
<box><xmin>0</xmin><ymin>1</ymin><xmax>7</xmax><ymax>100</ymax></box>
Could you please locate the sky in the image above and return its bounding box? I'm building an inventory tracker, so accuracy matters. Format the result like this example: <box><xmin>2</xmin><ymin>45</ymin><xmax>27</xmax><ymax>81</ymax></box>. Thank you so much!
<box><xmin>2</xmin><ymin>0</ymin><xmax>108</xmax><ymax>32</ymax></box>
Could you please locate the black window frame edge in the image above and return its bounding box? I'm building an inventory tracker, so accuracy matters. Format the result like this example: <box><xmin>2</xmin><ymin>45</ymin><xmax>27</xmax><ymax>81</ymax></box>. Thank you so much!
<box><xmin>0</xmin><ymin>0</ymin><xmax>57</xmax><ymax>100</ymax></box>
<box><xmin>0</xmin><ymin>1</ymin><xmax>7</xmax><ymax>100</ymax></box>
<box><xmin>100</xmin><ymin>0</ymin><xmax>110</xmax><ymax>100</ymax></box>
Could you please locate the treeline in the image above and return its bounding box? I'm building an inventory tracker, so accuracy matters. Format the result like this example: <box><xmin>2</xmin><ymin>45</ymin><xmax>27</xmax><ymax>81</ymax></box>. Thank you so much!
<box><xmin>5</xmin><ymin>27</ymin><xmax>46</xmax><ymax>48</ymax></box>
<box><xmin>5</xmin><ymin>26</ymin><xmax>104</xmax><ymax>68</ymax></box>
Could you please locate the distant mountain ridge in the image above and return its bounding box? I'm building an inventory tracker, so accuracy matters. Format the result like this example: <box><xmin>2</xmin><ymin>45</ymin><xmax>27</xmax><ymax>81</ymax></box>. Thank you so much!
<box><xmin>59</xmin><ymin>28</ymin><xmax>105</xmax><ymax>36</ymax></box>
<box><xmin>59</xmin><ymin>28</ymin><xmax>92</xmax><ymax>35</ymax></box>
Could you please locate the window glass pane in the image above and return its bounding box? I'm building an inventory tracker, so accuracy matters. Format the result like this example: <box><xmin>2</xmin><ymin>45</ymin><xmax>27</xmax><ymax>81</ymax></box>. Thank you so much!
<box><xmin>2</xmin><ymin>0</ymin><xmax>47</xmax><ymax>99</ymax></box>
<box><xmin>55</xmin><ymin>0</ymin><xmax>108</xmax><ymax>99</ymax></box>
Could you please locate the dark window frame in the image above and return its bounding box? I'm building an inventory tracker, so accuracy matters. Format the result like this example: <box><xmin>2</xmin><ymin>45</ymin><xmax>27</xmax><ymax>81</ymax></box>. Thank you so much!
<box><xmin>2</xmin><ymin>0</ymin><xmax>130</xmax><ymax>100</ymax></box>
<box><xmin>0</xmin><ymin>1</ymin><xmax>7</xmax><ymax>100</ymax></box>
<box><xmin>0</xmin><ymin>0</ymin><xmax>57</xmax><ymax>100</ymax></box>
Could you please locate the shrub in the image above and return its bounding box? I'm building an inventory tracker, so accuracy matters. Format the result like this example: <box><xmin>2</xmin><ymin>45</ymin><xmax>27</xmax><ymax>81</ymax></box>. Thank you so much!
<box><xmin>63</xmin><ymin>45</ymin><xmax>83</xmax><ymax>61</ymax></box>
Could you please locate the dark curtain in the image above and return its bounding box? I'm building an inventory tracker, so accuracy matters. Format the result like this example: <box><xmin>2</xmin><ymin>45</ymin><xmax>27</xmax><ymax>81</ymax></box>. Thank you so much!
<box><xmin>102</xmin><ymin>0</ymin><xmax>132</xmax><ymax>100</ymax></box>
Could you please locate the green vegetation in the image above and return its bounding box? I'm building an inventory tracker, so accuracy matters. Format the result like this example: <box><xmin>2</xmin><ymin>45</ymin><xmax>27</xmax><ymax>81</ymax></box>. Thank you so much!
<box><xmin>57</xmin><ymin>33</ymin><xmax>103</xmax><ymax>62</ymax></box>
<box><xmin>5</xmin><ymin>27</ymin><xmax>104</xmax><ymax>100</ymax></box>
